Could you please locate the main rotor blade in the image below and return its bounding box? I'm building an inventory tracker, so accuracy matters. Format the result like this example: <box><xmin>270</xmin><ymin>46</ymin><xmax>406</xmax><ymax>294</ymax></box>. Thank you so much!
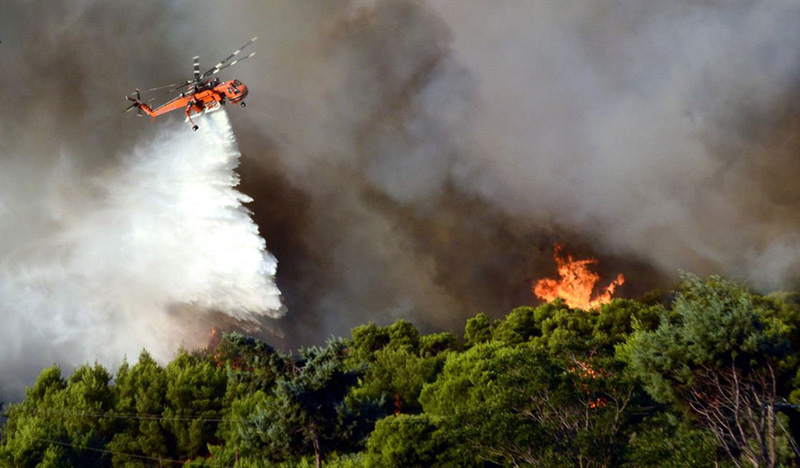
<box><xmin>214</xmin><ymin>37</ymin><xmax>257</xmax><ymax>69</ymax></box>
<box><xmin>144</xmin><ymin>81</ymin><xmax>193</xmax><ymax>103</ymax></box>
<box><xmin>193</xmin><ymin>56</ymin><xmax>201</xmax><ymax>82</ymax></box>
<box><xmin>199</xmin><ymin>37</ymin><xmax>257</xmax><ymax>80</ymax></box>
<box><xmin>202</xmin><ymin>51</ymin><xmax>255</xmax><ymax>80</ymax></box>
<box><xmin>140</xmin><ymin>82</ymin><xmax>185</xmax><ymax>92</ymax></box>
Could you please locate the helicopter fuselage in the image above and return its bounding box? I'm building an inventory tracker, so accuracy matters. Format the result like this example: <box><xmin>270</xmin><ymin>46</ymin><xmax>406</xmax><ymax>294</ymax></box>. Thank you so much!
<box><xmin>139</xmin><ymin>79</ymin><xmax>249</xmax><ymax>120</ymax></box>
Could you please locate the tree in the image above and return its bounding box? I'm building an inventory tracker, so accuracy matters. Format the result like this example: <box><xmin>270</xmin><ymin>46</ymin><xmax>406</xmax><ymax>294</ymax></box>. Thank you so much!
<box><xmin>418</xmin><ymin>332</ymin><xmax>459</xmax><ymax>358</ymax></box>
<box><xmin>241</xmin><ymin>340</ymin><xmax>368</xmax><ymax>468</ymax></box>
<box><xmin>59</xmin><ymin>363</ymin><xmax>116</xmax><ymax>465</ymax></box>
<box><xmin>364</xmin><ymin>414</ymin><xmax>470</xmax><ymax>468</ymax></box>
<box><xmin>421</xmin><ymin>340</ymin><xmax>638</xmax><ymax>467</ymax></box>
<box><xmin>1</xmin><ymin>366</ymin><xmax>68</xmax><ymax>467</ymax></box>
<box><xmin>621</xmin><ymin>274</ymin><xmax>793</xmax><ymax>467</ymax></box>
<box><xmin>387</xmin><ymin>320</ymin><xmax>420</xmax><ymax>352</ymax></box>
<box><xmin>623</xmin><ymin>414</ymin><xmax>732</xmax><ymax>468</ymax></box>
<box><xmin>162</xmin><ymin>350</ymin><xmax>227</xmax><ymax>461</ymax></box>
<box><xmin>215</xmin><ymin>332</ymin><xmax>284</xmax><ymax>400</ymax></box>
<box><xmin>350</xmin><ymin>347</ymin><xmax>440</xmax><ymax>415</ymax></box>
<box><xmin>491</xmin><ymin>305</ymin><xmax>541</xmax><ymax>345</ymax></box>
<box><xmin>463</xmin><ymin>312</ymin><xmax>493</xmax><ymax>347</ymax></box>
<box><xmin>0</xmin><ymin>363</ymin><xmax>116</xmax><ymax>467</ymax></box>
<box><xmin>346</xmin><ymin>321</ymin><xmax>454</xmax><ymax>416</ymax></box>
<box><xmin>349</xmin><ymin>326</ymin><xmax>456</xmax><ymax>416</ymax></box>
<box><xmin>348</xmin><ymin>323</ymin><xmax>390</xmax><ymax>363</ymax></box>
<box><xmin>347</xmin><ymin>319</ymin><xmax>423</xmax><ymax>358</ymax></box>
<box><xmin>530</xmin><ymin>298</ymin><xmax>660</xmax><ymax>355</ymax></box>
<box><xmin>108</xmin><ymin>351</ymin><xmax>170</xmax><ymax>467</ymax></box>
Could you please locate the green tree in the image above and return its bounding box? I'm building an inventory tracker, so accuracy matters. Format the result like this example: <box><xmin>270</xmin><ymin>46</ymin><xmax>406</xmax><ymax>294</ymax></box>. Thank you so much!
<box><xmin>350</xmin><ymin>347</ymin><xmax>440</xmax><ymax>415</ymax></box>
<box><xmin>364</xmin><ymin>414</ymin><xmax>471</xmax><ymax>468</ymax></box>
<box><xmin>347</xmin><ymin>321</ymin><xmax>453</xmax><ymax>416</ymax></box>
<box><xmin>386</xmin><ymin>320</ymin><xmax>420</xmax><ymax>351</ymax></box>
<box><xmin>107</xmin><ymin>351</ymin><xmax>170</xmax><ymax>467</ymax></box>
<box><xmin>241</xmin><ymin>340</ymin><xmax>367</xmax><ymax>468</ymax></box>
<box><xmin>421</xmin><ymin>338</ymin><xmax>642</xmax><ymax>467</ymax></box>
<box><xmin>1</xmin><ymin>366</ymin><xmax>68</xmax><ymax>467</ymax></box>
<box><xmin>464</xmin><ymin>312</ymin><xmax>493</xmax><ymax>347</ymax></box>
<box><xmin>623</xmin><ymin>414</ymin><xmax>732</xmax><ymax>468</ymax></box>
<box><xmin>0</xmin><ymin>363</ymin><xmax>116</xmax><ymax>467</ymax></box>
<box><xmin>214</xmin><ymin>389</ymin><xmax>270</xmax><ymax>463</ymax></box>
<box><xmin>526</xmin><ymin>298</ymin><xmax>659</xmax><ymax>355</ymax></box>
<box><xmin>162</xmin><ymin>350</ymin><xmax>227</xmax><ymax>461</ymax></box>
<box><xmin>621</xmin><ymin>274</ymin><xmax>793</xmax><ymax>468</ymax></box>
<box><xmin>421</xmin><ymin>342</ymin><xmax>547</xmax><ymax>465</ymax></box>
<box><xmin>59</xmin><ymin>363</ymin><xmax>116</xmax><ymax>465</ymax></box>
<box><xmin>418</xmin><ymin>332</ymin><xmax>459</xmax><ymax>358</ymax></box>
<box><xmin>348</xmin><ymin>323</ymin><xmax>390</xmax><ymax>363</ymax></box>
<box><xmin>215</xmin><ymin>332</ymin><xmax>283</xmax><ymax>401</ymax></box>
<box><xmin>492</xmin><ymin>305</ymin><xmax>541</xmax><ymax>345</ymax></box>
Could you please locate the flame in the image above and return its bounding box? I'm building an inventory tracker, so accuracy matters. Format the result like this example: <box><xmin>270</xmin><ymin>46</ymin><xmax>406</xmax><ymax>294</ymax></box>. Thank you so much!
<box><xmin>206</xmin><ymin>327</ymin><xmax>224</xmax><ymax>368</ymax></box>
<box><xmin>393</xmin><ymin>393</ymin><xmax>403</xmax><ymax>416</ymax></box>
<box><xmin>569</xmin><ymin>355</ymin><xmax>608</xmax><ymax>409</ymax></box>
<box><xmin>533</xmin><ymin>244</ymin><xmax>624</xmax><ymax>309</ymax></box>
<box><xmin>207</xmin><ymin>326</ymin><xmax>222</xmax><ymax>350</ymax></box>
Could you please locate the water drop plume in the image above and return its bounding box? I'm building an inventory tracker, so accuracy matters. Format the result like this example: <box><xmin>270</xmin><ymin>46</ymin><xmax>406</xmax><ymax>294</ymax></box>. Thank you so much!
<box><xmin>0</xmin><ymin>110</ymin><xmax>283</xmax><ymax>399</ymax></box>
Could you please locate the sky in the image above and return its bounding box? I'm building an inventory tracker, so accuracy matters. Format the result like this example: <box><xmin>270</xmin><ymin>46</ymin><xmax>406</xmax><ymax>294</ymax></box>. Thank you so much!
<box><xmin>2</xmin><ymin>0</ymin><xmax>800</xmax><ymax>399</ymax></box>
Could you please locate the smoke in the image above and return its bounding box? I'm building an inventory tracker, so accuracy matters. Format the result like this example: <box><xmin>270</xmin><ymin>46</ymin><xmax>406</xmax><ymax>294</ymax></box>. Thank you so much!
<box><xmin>436</xmin><ymin>1</ymin><xmax>800</xmax><ymax>288</ymax></box>
<box><xmin>222</xmin><ymin>0</ymin><xmax>800</xmax><ymax>343</ymax></box>
<box><xmin>3</xmin><ymin>0</ymin><xmax>800</xmax><ymax>395</ymax></box>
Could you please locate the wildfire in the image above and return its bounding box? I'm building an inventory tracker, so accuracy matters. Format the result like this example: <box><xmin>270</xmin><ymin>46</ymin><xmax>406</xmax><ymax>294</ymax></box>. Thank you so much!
<box><xmin>533</xmin><ymin>244</ymin><xmax>624</xmax><ymax>310</ymax></box>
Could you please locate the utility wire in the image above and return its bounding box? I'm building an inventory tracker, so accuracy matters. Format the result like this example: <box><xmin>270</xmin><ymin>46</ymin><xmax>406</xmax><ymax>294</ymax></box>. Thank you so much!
<box><xmin>31</xmin><ymin>437</ymin><xmax>236</xmax><ymax>468</ymax></box>
<box><xmin>16</xmin><ymin>407</ymin><xmax>254</xmax><ymax>424</ymax></box>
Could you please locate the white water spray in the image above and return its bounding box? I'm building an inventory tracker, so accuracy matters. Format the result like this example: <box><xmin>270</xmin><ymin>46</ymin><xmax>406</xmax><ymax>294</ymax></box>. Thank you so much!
<box><xmin>0</xmin><ymin>110</ymin><xmax>283</xmax><ymax>399</ymax></box>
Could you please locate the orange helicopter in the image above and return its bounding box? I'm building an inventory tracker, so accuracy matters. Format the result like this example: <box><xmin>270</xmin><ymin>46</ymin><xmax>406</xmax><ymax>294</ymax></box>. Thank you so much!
<box><xmin>124</xmin><ymin>37</ymin><xmax>256</xmax><ymax>131</ymax></box>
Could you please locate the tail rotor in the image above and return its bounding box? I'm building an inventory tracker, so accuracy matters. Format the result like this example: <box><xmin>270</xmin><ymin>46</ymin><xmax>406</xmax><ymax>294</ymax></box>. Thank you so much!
<box><xmin>123</xmin><ymin>88</ymin><xmax>144</xmax><ymax>117</ymax></box>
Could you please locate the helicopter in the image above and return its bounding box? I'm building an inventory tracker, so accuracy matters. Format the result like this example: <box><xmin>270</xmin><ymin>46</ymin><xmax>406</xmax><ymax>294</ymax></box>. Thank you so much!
<box><xmin>124</xmin><ymin>37</ymin><xmax>257</xmax><ymax>131</ymax></box>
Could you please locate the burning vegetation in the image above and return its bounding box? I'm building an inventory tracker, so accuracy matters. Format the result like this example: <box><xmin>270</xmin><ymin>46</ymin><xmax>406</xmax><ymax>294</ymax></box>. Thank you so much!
<box><xmin>533</xmin><ymin>244</ymin><xmax>625</xmax><ymax>309</ymax></box>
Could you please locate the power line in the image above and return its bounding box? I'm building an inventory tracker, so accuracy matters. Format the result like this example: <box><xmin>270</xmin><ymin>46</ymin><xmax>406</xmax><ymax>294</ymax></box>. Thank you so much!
<box><xmin>31</xmin><ymin>437</ymin><xmax>235</xmax><ymax>468</ymax></box>
<box><xmin>15</xmin><ymin>407</ymin><xmax>254</xmax><ymax>424</ymax></box>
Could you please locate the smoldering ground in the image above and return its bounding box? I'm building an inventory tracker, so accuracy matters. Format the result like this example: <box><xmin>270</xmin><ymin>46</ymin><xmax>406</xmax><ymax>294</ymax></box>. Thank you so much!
<box><xmin>2</xmin><ymin>0</ymin><xmax>800</xmax><ymax>397</ymax></box>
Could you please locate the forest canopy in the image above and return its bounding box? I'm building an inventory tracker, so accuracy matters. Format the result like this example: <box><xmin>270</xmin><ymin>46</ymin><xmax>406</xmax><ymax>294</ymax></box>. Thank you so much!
<box><xmin>3</xmin><ymin>274</ymin><xmax>800</xmax><ymax>467</ymax></box>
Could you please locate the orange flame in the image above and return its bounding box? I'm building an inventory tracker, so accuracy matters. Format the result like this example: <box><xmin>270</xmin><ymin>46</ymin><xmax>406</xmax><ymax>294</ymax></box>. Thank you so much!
<box><xmin>533</xmin><ymin>244</ymin><xmax>624</xmax><ymax>309</ymax></box>
<box><xmin>393</xmin><ymin>393</ymin><xmax>403</xmax><ymax>416</ymax></box>
<box><xmin>569</xmin><ymin>357</ymin><xmax>608</xmax><ymax>409</ymax></box>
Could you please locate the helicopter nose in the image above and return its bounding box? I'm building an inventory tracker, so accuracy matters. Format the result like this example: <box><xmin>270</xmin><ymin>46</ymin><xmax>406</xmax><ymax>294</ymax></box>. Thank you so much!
<box><xmin>231</xmin><ymin>89</ymin><xmax>249</xmax><ymax>103</ymax></box>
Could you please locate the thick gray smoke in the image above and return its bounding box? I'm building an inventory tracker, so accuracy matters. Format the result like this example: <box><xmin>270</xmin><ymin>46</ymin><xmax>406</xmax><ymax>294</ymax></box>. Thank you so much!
<box><xmin>3</xmin><ymin>0</ymin><xmax>800</xmax><ymax>395</ymax></box>
<box><xmin>211</xmin><ymin>0</ymin><xmax>800</xmax><ymax>344</ymax></box>
<box><xmin>434</xmin><ymin>1</ymin><xmax>800</xmax><ymax>286</ymax></box>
